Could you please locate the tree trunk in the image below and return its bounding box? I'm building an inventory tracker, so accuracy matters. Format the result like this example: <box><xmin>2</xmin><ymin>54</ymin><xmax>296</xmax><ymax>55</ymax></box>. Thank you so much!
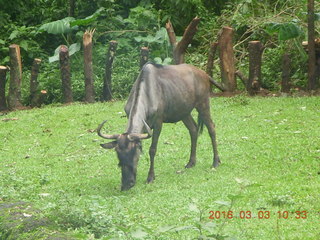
<box><xmin>307</xmin><ymin>0</ymin><xmax>317</xmax><ymax>90</ymax></box>
<box><xmin>69</xmin><ymin>0</ymin><xmax>75</xmax><ymax>17</ymax></box>
<box><xmin>166</xmin><ymin>17</ymin><xmax>201</xmax><ymax>64</ymax></box>
<box><xmin>218</xmin><ymin>27</ymin><xmax>236</xmax><ymax>92</ymax></box>
<box><xmin>59</xmin><ymin>45</ymin><xmax>73</xmax><ymax>103</ymax></box>
<box><xmin>0</xmin><ymin>66</ymin><xmax>8</xmax><ymax>111</ymax></box>
<box><xmin>30</xmin><ymin>58</ymin><xmax>42</xmax><ymax>107</ymax></box>
<box><xmin>7</xmin><ymin>44</ymin><xmax>22</xmax><ymax>109</ymax></box>
<box><xmin>102</xmin><ymin>40</ymin><xmax>117</xmax><ymax>101</ymax></box>
<box><xmin>248</xmin><ymin>41</ymin><xmax>263</xmax><ymax>95</ymax></box>
<box><xmin>206</xmin><ymin>42</ymin><xmax>218</xmax><ymax>77</ymax></box>
<box><xmin>140</xmin><ymin>47</ymin><xmax>149</xmax><ymax>70</ymax></box>
<box><xmin>83</xmin><ymin>29</ymin><xmax>95</xmax><ymax>103</ymax></box>
<box><xmin>281</xmin><ymin>53</ymin><xmax>291</xmax><ymax>93</ymax></box>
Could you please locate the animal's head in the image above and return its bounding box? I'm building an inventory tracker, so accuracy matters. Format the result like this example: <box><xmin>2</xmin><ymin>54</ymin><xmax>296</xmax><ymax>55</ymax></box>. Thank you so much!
<box><xmin>97</xmin><ymin>120</ymin><xmax>151</xmax><ymax>191</ymax></box>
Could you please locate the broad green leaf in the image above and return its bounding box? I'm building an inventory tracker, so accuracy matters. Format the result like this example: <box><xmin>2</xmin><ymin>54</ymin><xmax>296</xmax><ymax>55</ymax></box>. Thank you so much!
<box><xmin>264</xmin><ymin>21</ymin><xmax>303</xmax><ymax>41</ymax></box>
<box><xmin>39</xmin><ymin>17</ymin><xmax>76</xmax><ymax>34</ymax></box>
<box><xmin>70</xmin><ymin>7</ymin><xmax>104</xmax><ymax>27</ymax></box>
<box><xmin>49</xmin><ymin>55</ymin><xmax>59</xmax><ymax>63</ymax></box>
<box><xmin>162</xmin><ymin>57</ymin><xmax>172</xmax><ymax>65</ymax></box>
<box><xmin>278</xmin><ymin>22</ymin><xmax>302</xmax><ymax>41</ymax></box>
<box><xmin>227</xmin><ymin>194</ymin><xmax>244</xmax><ymax>201</ymax></box>
<box><xmin>131</xmin><ymin>228</ymin><xmax>148</xmax><ymax>239</ymax></box>
<box><xmin>154</xmin><ymin>57</ymin><xmax>162</xmax><ymax>64</ymax></box>
<box><xmin>49</xmin><ymin>43</ymin><xmax>81</xmax><ymax>63</ymax></box>
<box><xmin>188</xmin><ymin>203</ymin><xmax>199</xmax><ymax>213</ymax></box>
<box><xmin>214</xmin><ymin>200</ymin><xmax>231</xmax><ymax>207</ymax></box>
<box><xmin>134</xmin><ymin>36</ymin><xmax>143</xmax><ymax>42</ymax></box>
<box><xmin>315</xmin><ymin>13</ymin><xmax>320</xmax><ymax>21</ymax></box>
<box><xmin>264</xmin><ymin>22</ymin><xmax>281</xmax><ymax>35</ymax></box>
<box><xmin>170</xmin><ymin>225</ymin><xmax>194</xmax><ymax>232</ymax></box>
<box><xmin>9</xmin><ymin>30</ymin><xmax>19</xmax><ymax>40</ymax></box>
<box><xmin>157</xmin><ymin>225</ymin><xmax>175</xmax><ymax>233</ymax></box>
<box><xmin>201</xmin><ymin>221</ymin><xmax>216</xmax><ymax>234</ymax></box>
<box><xmin>19</xmin><ymin>40</ymin><xmax>29</xmax><ymax>51</ymax></box>
<box><xmin>69</xmin><ymin>43</ymin><xmax>81</xmax><ymax>56</ymax></box>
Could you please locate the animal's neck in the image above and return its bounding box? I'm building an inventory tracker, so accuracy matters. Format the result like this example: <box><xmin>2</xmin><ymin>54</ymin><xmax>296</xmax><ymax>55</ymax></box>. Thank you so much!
<box><xmin>126</xmin><ymin>107</ymin><xmax>146</xmax><ymax>134</ymax></box>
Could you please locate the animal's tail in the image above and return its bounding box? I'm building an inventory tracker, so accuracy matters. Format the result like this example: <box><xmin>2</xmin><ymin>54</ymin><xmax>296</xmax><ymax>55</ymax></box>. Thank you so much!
<box><xmin>197</xmin><ymin>114</ymin><xmax>204</xmax><ymax>135</ymax></box>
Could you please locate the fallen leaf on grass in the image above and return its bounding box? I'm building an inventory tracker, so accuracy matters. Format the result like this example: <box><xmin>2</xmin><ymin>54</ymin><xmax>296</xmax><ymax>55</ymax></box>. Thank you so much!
<box><xmin>22</xmin><ymin>213</ymin><xmax>32</xmax><ymax>217</ymax></box>
<box><xmin>2</xmin><ymin>118</ymin><xmax>18</xmax><ymax>122</ymax></box>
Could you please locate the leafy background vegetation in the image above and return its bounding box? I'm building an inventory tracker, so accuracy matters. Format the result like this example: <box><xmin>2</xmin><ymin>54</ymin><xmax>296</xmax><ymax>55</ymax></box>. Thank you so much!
<box><xmin>0</xmin><ymin>0</ymin><xmax>319</xmax><ymax>104</ymax></box>
<box><xmin>1</xmin><ymin>97</ymin><xmax>320</xmax><ymax>239</ymax></box>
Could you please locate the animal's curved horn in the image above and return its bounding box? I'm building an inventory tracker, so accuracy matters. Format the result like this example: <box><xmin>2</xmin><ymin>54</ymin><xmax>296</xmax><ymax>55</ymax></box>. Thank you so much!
<box><xmin>97</xmin><ymin>120</ymin><xmax>120</xmax><ymax>139</ymax></box>
<box><xmin>128</xmin><ymin>120</ymin><xmax>152</xmax><ymax>141</ymax></box>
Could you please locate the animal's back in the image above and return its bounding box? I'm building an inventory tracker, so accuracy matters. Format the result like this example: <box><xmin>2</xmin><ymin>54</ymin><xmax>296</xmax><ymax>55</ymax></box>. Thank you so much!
<box><xmin>125</xmin><ymin>63</ymin><xmax>212</xmax><ymax>123</ymax></box>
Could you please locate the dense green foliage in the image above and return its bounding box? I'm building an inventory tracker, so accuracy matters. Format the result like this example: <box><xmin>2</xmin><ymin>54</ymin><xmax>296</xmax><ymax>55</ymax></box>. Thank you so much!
<box><xmin>1</xmin><ymin>96</ymin><xmax>319</xmax><ymax>239</ymax></box>
<box><xmin>0</xmin><ymin>0</ymin><xmax>320</xmax><ymax>104</ymax></box>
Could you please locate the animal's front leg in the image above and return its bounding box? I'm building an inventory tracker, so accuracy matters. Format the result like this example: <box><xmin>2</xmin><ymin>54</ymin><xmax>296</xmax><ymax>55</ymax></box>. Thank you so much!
<box><xmin>147</xmin><ymin>122</ymin><xmax>162</xmax><ymax>183</ymax></box>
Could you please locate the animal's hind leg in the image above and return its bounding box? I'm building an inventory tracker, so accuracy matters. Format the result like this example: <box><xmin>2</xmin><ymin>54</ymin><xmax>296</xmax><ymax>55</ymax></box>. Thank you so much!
<box><xmin>182</xmin><ymin>115</ymin><xmax>198</xmax><ymax>168</ymax></box>
<box><xmin>197</xmin><ymin>101</ymin><xmax>221</xmax><ymax>168</ymax></box>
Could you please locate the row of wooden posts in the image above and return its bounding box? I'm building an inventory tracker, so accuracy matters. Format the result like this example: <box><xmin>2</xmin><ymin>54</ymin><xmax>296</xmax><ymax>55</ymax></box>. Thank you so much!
<box><xmin>1</xmin><ymin>17</ymin><xmax>319</xmax><ymax>111</ymax></box>
<box><xmin>0</xmin><ymin>32</ymin><xmax>152</xmax><ymax>111</ymax></box>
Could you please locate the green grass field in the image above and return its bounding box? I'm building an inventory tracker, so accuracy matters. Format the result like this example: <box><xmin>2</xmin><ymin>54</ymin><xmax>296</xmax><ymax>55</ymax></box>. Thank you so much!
<box><xmin>1</xmin><ymin>96</ymin><xmax>319</xmax><ymax>239</ymax></box>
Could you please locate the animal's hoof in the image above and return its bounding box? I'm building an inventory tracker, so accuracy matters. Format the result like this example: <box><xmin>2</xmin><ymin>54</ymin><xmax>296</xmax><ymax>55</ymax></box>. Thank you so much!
<box><xmin>185</xmin><ymin>162</ymin><xmax>196</xmax><ymax>168</ymax></box>
<box><xmin>146</xmin><ymin>176</ymin><xmax>155</xmax><ymax>184</ymax></box>
<box><xmin>212</xmin><ymin>157</ymin><xmax>221</xmax><ymax>168</ymax></box>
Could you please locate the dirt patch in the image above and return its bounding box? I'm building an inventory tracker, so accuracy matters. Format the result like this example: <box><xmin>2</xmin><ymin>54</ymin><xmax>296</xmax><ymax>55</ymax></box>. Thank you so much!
<box><xmin>0</xmin><ymin>202</ymin><xmax>84</xmax><ymax>240</ymax></box>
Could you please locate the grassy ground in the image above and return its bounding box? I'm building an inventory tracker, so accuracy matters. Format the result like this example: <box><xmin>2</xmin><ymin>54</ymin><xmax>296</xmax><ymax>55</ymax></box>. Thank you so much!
<box><xmin>0</xmin><ymin>96</ymin><xmax>319</xmax><ymax>239</ymax></box>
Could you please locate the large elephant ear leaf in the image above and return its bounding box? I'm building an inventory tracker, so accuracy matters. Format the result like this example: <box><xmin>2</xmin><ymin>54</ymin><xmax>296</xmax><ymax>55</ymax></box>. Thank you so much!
<box><xmin>39</xmin><ymin>17</ymin><xmax>77</xmax><ymax>34</ymax></box>
<box><xmin>264</xmin><ymin>21</ymin><xmax>303</xmax><ymax>41</ymax></box>
<box><xmin>70</xmin><ymin>7</ymin><xmax>105</xmax><ymax>27</ymax></box>
<box><xmin>278</xmin><ymin>22</ymin><xmax>303</xmax><ymax>41</ymax></box>
<box><xmin>49</xmin><ymin>43</ymin><xmax>81</xmax><ymax>63</ymax></box>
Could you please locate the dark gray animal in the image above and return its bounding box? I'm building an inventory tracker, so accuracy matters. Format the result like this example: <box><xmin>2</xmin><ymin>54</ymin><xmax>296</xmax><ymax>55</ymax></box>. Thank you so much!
<box><xmin>97</xmin><ymin>62</ymin><xmax>221</xmax><ymax>190</ymax></box>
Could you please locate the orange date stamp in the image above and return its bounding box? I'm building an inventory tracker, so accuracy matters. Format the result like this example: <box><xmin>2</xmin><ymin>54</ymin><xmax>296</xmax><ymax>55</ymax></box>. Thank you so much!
<box><xmin>209</xmin><ymin>210</ymin><xmax>308</xmax><ymax>220</ymax></box>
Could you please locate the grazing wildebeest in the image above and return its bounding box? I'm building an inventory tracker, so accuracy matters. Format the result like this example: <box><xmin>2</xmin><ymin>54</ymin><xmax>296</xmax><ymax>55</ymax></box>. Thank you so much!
<box><xmin>97</xmin><ymin>62</ymin><xmax>221</xmax><ymax>190</ymax></box>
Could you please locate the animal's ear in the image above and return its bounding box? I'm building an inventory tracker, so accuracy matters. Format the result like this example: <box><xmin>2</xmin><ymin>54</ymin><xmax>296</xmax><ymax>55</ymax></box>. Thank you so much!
<box><xmin>100</xmin><ymin>141</ymin><xmax>117</xmax><ymax>149</ymax></box>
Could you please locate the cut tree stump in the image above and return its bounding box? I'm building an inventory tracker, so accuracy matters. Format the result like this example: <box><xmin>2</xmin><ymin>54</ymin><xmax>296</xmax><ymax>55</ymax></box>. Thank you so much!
<box><xmin>206</xmin><ymin>42</ymin><xmax>218</xmax><ymax>77</ymax></box>
<box><xmin>248</xmin><ymin>41</ymin><xmax>263</xmax><ymax>95</ymax></box>
<box><xmin>59</xmin><ymin>45</ymin><xmax>73</xmax><ymax>103</ymax></box>
<box><xmin>7</xmin><ymin>44</ymin><xmax>23</xmax><ymax>109</ymax></box>
<box><xmin>307</xmin><ymin>0</ymin><xmax>317</xmax><ymax>90</ymax></box>
<box><xmin>30</xmin><ymin>58</ymin><xmax>42</xmax><ymax>107</ymax></box>
<box><xmin>166</xmin><ymin>17</ymin><xmax>201</xmax><ymax>64</ymax></box>
<box><xmin>0</xmin><ymin>66</ymin><xmax>8</xmax><ymax>111</ymax></box>
<box><xmin>218</xmin><ymin>27</ymin><xmax>236</xmax><ymax>92</ymax></box>
<box><xmin>102</xmin><ymin>40</ymin><xmax>118</xmax><ymax>101</ymax></box>
<box><xmin>83</xmin><ymin>29</ymin><xmax>95</xmax><ymax>103</ymax></box>
<box><xmin>140</xmin><ymin>47</ymin><xmax>149</xmax><ymax>70</ymax></box>
<box><xmin>281</xmin><ymin>53</ymin><xmax>291</xmax><ymax>93</ymax></box>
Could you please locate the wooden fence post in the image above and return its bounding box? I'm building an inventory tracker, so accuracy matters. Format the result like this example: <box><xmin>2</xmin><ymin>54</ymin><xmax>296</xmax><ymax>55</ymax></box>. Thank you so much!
<box><xmin>83</xmin><ymin>29</ymin><xmax>95</xmax><ymax>103</ymax></box>
<box><xmin>140</xmin><ymin>47</ymin><xmax>149</xmax><ymax>70</ymax></box>
<box><xmin>0</xmin><ymin>66</ymin><xmax>8</xmax><ymax>111</ymax></box>
<box><xmin>7</xmin><ymin>44</ymin><xmax>22</xmax><ymax>109</ymax></box>
<box><xmin>281</xmin><ymin>53</ymin><xmax>291</xmax><ymax>93</ymax></box>
<box><xmin>307</xmin><ymin>0</ymin><xmax>317</xmax><ymax>90</ymax></box>
<box><xmin>30</xmin><ymin>58</ymin><xmax>42</xmax><ymax>107</ymax></box>
<box><xmin>166</xmin><ymin>17</ymin><xmax>200</xmax><ymax>64</ymax></box>
<box><xmin>248</xmin><ymin>41</ymin><xmax>263</xmax><ymax>95</ymax></box>
<box><xmin>59</xmin><ymin>45</ymin><xmax>73</xmax><ymax>103</ymax></box>
<box><xmin>102</xmin><ymin>40</ymin><xmax>117</xmax><ymax>101</ymax></box>
<box><xmin>218</xmin><ymin>27</ymin><xmax>236</xmax><ymax>92</ymax></box>
<box><xmin>206</xmin><ymin>42</ymin><xmax>218</xmax><ymax>77</ymax></box>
